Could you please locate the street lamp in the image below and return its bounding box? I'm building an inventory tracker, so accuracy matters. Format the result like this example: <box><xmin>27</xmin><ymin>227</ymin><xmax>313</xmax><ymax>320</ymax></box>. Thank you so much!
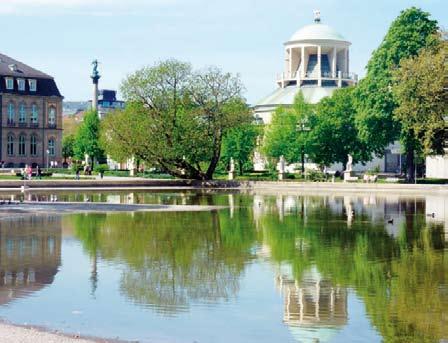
<box><xmin>296</xmin><ymin>120</ymin><xmax>310</xmax><ymax>175</ymax></box>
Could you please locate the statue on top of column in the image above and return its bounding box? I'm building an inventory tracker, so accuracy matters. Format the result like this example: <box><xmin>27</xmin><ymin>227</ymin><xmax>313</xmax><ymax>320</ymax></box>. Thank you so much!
<box><xmin>91</xmin><ymin>59</ymin><xmax>101</xmax><ymax>80</ymax></box>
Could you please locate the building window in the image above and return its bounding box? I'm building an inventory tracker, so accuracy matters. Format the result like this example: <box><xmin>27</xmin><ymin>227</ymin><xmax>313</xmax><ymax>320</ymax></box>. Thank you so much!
<box><xmin>19</xmin><ymin>103</ymin><xmax>26</xmax><ymax>124</ymax></box>
<box><xmin>48</xmin><ymin>106</ymin><xmax>56</xmax><ymax>126</ymax></box>
<box><xmin>31</xmin><ymin>104</ymin><xmax>38</xmax><ymax>124</ymax></box>
<box><xmin>48</xmin><ymin>138</ymin><xmax>55</xmax><ymax>156</ymax></box>
<box><xmin>7</xmin><ymin>103</ymin><xmax>15</xmax><ymax>124</ymax></box>
<box><xmin>28</xmin><ymin>79</ymin><xmax>37</xmax><ymax>92</ymax></box>
<box><xmin>7</xmin><ymin>134</ymin><xmax>14</xmax><ymax>156</ymax></box>
<box><xmin>17</xmin><ymin>79</ymin><xmax>25</xmax><ymax>91</ymax></box>
<box><xmin>5</xmin><ymin>78</ymin><xmax>13</xmax><ymax>90</ymax></box>
<box><xmin>30</xmin><ymin>135</ymin><xmax>37</xmax><ymax>156</ymax></box>
<box><xmin>18</xmin><ymin>135</ymin><xmax>26</xmax><ymax>156</ymax></box>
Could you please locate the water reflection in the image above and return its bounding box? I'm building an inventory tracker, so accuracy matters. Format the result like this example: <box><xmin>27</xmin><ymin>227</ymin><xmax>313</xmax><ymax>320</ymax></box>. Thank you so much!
<box><xmin>257</xmin><ymin>194</ymin><xmax>447</xmax><ymax>342</ymax></box>
<box><xmin>0</xmin><ymin>191</ymin><xmax>446</xmax><ymax>342</ymax></box>
<box><xmin>73</xmin><ymin>210</ymin><xmax>256</xmax><ymax>315</ymax></box>
<box><xmin>0</xmin><ymin>216</ymin><xmax>61</xmax><ymax>305</ymax></box>
<box><xmin>277</xmin><ymin>266</ymin><xmax>347</xmax><ymax>343</ymax></box>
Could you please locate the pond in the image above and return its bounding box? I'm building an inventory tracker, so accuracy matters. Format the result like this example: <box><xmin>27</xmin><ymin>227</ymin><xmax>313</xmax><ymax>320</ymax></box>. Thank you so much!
<box><xmin>0</xmin><ymin>190</ymin><xmax>446</xmax><ymax>343</ymax></box>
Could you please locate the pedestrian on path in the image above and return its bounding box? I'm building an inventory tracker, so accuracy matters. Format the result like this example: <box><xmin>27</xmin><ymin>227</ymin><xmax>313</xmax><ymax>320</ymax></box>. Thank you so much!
<box><xmin>37</xmin><ymin>166</ymin><xmax>42</xmax><ymax>180</ymax></box>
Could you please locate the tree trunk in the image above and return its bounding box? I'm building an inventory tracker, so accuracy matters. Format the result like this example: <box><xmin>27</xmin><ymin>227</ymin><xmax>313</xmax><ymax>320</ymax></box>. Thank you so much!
<box><xmin>205</xmin><ymin>147</ymin><xmax>222</xmax><ymax>180</ymax></box>
<box><xmin>406</xmin><ymin>149</ymin><xmax>415</xmax><ymax>183</ymax></box>
<box><xmin>239</xmin><ymin>160</ymin><xmax>243</xmax><ymax>176</ymax></box>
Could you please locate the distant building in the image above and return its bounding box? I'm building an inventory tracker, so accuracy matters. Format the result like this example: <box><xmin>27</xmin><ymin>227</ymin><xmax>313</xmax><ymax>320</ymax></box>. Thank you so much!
<box><xmin>0</xmin><ymin>53</ymin><xmax>63</xmax><ymax>168</ymax></box>
<box><xmin>90</xmin><ymin>89</ymin><xmax>125</xmax><ymax>119</ymax></box>
<box><xmin>62</xmin><ymin>101</ymin><xmax>89</xmax><ymax>116</ymax></box>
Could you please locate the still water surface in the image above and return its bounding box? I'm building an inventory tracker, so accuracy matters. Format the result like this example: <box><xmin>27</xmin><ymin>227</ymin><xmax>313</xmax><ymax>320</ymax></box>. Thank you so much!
<box><xmin>0</xmin><ymin>191</ymin><xmax>446</xmax><ymax>343</ymax></box>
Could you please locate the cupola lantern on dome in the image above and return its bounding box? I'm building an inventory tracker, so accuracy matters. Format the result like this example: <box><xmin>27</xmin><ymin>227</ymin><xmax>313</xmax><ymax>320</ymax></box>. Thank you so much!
<box><xmin>313</xmin><ymin>10</ymin><xmax>321</xmax><ymax>23</ymax></box>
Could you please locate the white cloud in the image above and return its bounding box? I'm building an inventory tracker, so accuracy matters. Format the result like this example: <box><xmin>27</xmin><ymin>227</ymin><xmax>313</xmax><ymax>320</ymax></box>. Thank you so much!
<box><xmin>0</xmin><ymin>0</ymin><xmax>179</xmax><ymax>15</ymax></box>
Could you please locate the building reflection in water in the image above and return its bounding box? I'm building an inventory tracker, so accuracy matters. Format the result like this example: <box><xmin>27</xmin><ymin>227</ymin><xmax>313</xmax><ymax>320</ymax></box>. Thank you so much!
<box><xmin>276</xmin><ymin>266</ymin><xmax>347</xmax><ymax>343</ymax></box>
<box><xmin>0</xmin><ymin>216</ymin><xmax>61</xmax><ymax>305</ymax></box>
<box><xmin>253</xmin><ymin>193</ymin><xmax>423</xmax><ymax>238</ymax></box>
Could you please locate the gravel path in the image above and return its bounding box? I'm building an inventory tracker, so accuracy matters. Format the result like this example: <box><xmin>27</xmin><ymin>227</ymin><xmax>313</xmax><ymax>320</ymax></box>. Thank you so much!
<box><xmin>0</xmin><ymin>323</ymin><xmax>95</xmax><ymax>343</ymax></box>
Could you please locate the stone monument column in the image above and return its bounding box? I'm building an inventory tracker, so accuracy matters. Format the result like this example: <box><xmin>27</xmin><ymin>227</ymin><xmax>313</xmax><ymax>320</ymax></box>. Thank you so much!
<box><xmin>91</xmin><ymin>60</ymin><xmax>101</xmax><ymax>113</ymax></box>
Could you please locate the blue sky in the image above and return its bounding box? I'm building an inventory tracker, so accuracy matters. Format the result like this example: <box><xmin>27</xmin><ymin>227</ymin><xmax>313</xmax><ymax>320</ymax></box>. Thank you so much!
<box><xmin>2</xmin><ymin>0</ymin><xmax>446</xmax><ymax>103</ymax></box>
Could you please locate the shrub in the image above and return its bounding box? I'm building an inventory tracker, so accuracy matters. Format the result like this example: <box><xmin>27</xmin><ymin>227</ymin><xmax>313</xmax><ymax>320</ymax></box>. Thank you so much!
<box><xmin>94</xmin><ymin>164</ymin><xmax>109</xmax><ymax>174</ymax></box>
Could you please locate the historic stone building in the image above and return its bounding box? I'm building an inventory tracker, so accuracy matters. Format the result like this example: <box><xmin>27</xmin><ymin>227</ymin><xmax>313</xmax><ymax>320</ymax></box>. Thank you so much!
<box><xmin>0</xmin><ymin>53</ymin><xmax>63</xmax><ymax>168</ymax></box>
<box><xmin>253</xmin><ymin>11</ymin><xmax>357</xmax><ymax>125</ymax></box>
<box><xmin>253</xmin><ymin>12</ymin><xmax>402</xmax><ymax>174</ymax></box>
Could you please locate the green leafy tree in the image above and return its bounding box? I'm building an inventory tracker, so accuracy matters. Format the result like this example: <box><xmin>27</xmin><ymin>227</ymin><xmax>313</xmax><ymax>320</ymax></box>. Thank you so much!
<box><xmin>262</xmin><ymin>92</ymin><xmax>313</xmax><ymax>165</ymax></box>
<box><xmin>307</xmin><ymin>87</ymin><xmax>370</xmax><ymax>168</ymax></box>
<box><xmin>355</xmin><ymin>7</ymin><xmax>438</xmax><ymax>182</ymax></box>
<box><xmin>221</xmin><ymin>123</ymin><xmax>259</xmax><ymax>175</ymax></box>
<box><xmin>102</xmin><ymin>59</ymin><xmax>249</xmax><ymax>180</ymax></box>
<box><xmin>74</xmin><ymin>110</ymin><xmax>104</xmax><ymax>162</ymax></box>
<box><xmin>62</xmin><ymin>134</ymin><xmax>75</xmax><ymax>163</ymax></box>
<box><xmin>393</xmin><ymin>35</ymin><xmax>448</xmax><ymax>157</ymax></box>
<box><xmin>101</xmin><ymin>103</ymin><xmax>151</xmax><ymax>165</ymax></box>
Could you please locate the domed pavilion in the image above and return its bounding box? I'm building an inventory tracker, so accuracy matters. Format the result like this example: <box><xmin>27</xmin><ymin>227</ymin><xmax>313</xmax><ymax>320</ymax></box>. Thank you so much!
<box><xmin>254</xmin><ymin>11</ymin><xmax>357</xmax><ymax>124</ymax></box>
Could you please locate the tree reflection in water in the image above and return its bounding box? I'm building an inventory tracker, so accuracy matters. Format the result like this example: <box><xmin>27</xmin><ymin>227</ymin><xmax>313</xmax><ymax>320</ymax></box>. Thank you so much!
<box><xmin>260</xmin><ymin>195</ymin><xmax>447</xmax><ymax>343</ymax></box>
<box><xmin>72</xmin><ymin>193</ymin><xmax>448</xmax><ymax>342</ymax></box>
<box><xmin>74</xmin><ymin>209</ymin><xmax>257</xmax><ymax>315</ymax></box>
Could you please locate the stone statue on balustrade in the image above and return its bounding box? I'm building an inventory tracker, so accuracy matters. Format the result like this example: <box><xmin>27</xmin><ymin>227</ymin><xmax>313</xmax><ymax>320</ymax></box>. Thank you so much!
<box><xmin>278</xmin><ymin>155</ymin><xmax>286</xmax><ymax>181</ymax></box>
<box><xmin>228</xmin><ymin>158</ymin><xmax>236</xmax><ymax>180</ymax></box>
<box><xmin>344</xmin><ymin>154</ymin><xmax>358</xmax><ymax>182</ymax></box>
<box><xmin>346</xmin><ymin>154</ymin><xmax>353</xmax><ymax>172</ymax></box>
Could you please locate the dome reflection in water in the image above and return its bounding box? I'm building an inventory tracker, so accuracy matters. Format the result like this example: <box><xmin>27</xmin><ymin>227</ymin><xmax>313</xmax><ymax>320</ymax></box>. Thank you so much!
<box><xmin>0</xmin><ymin>191</ymin><xmax>445</xmax><ymax>343</ymax></box>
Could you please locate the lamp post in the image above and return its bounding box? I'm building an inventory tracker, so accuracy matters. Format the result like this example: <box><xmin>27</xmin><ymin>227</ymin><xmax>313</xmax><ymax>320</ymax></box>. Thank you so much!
<box><xmin>296</xmin><ymin>120</ymin><xmax>310</xmax><ymax>175</ymax></box>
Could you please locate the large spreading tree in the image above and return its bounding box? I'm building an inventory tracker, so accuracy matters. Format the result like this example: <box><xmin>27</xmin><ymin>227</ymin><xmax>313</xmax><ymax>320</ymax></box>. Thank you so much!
<box><xmin>354</xmin><ymin>7</ymin><xmax>439</xmax><ymax>182</ymax></box>
<box><xmin>101</xmin><ymin>59</ymin><xmax>250</xmax><ymax>180</ymax></box>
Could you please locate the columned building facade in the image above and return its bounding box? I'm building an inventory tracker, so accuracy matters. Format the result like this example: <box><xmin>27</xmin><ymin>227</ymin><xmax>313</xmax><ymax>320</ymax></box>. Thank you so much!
<box><xmin>0</xmin><ymin>53</ymin><xmax>63</xmax><ymax>168</ymax></box>
<box><xmin>254</xmin><ymin>11</ymin><xmax>357</xmax><ymax>125</ymax></box>
<box><xmin>253</xmin><ymin>12</ymin><xmax>402</xmax><ymax>173</ymax></box>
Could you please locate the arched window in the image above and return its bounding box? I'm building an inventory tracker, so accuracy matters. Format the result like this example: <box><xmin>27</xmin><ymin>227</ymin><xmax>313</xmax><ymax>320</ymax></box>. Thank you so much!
<box><xmin>30</xmin><ymin>135</ymin><xmax>37</xmax><ymax>156</ymax></box>
<box><xmin>48</xmin><ymin>107</ymin><xmax>56</xmax><ymax>126</ymax></box>
<box><xmin>7</xmin><ymin>134</ymin><xmax>14</xmax><ymax>156</ymax></box>
<box><xmin>18</xmin><ymin>135</ymin><xmax>26</xmax><ymax>156</ymax></box>
<box><xmin>31</xmin><ymin>104</ymin><xmax>38</xmax><ymax>124</ymax></box>
<box><xmin>48</xmin><ymin>138</ymin><xmax>55</xmax><ymax>156</ymax></box>
<box><xmin>19</xmin><ymin>103</ymin><xmax>26</xmax><ymax>124</ymax></box>
<box><xmin>7</xmin><ymin>103</ymin><xmax>15</xmax><ymax>124</ymax></box>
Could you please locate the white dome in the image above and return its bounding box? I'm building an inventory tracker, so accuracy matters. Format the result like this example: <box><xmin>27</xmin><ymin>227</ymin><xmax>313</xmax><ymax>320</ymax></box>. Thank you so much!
<box><xmin>289</xmin><ymin>23</ymin><xmax>349</xmax><ymax>43</ymax></box>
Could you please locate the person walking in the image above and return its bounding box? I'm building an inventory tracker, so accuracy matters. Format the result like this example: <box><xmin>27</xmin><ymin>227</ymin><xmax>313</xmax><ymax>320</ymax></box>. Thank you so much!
<box><xmin>37</xmin><ymin>165</ymin><xmax>42</xmax><ymax>180</ymax></box>
<box><xmin>26</xmin><ymin>165</ymin><xmax>32</xmax><ymax>180</ymax></box>
<box><xmin>75</xmin><ymin>168</ymin><xmax>80</xmax><ymax>180</ymax></box>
